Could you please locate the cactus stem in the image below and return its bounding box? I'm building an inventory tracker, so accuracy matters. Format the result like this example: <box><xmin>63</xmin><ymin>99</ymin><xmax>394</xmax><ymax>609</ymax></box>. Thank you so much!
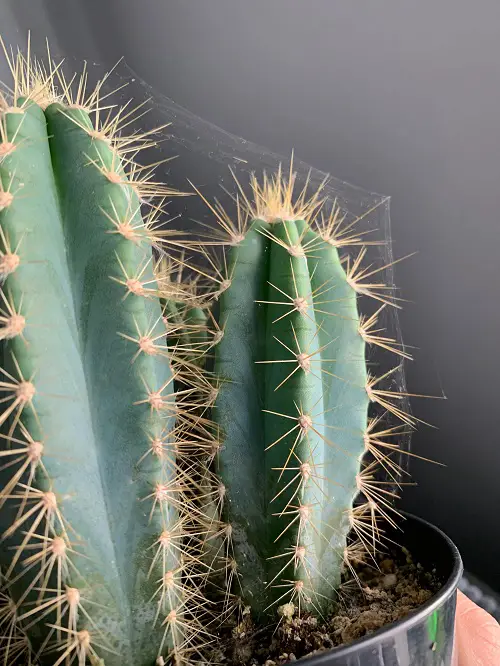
<box><xmin>0</xmin><ymin>45</ymin><xmax>203</xmax><ymax>665</ymax></box>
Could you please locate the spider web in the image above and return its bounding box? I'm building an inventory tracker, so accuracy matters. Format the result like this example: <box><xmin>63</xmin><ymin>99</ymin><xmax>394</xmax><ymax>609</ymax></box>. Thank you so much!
<box><xmin>51</xmin><ymin>52</ymin><xmax>414</xmax><ymax>505</ymax></box>
<box><xmin>123</xmin><ymin>66</ymin><xmax>412</xmax><ymax>484</ymax></box>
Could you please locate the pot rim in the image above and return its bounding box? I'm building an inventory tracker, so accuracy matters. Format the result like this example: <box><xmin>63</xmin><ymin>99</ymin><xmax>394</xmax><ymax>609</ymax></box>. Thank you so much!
<box><xmin>297</xmin><ymin>511</ymin><xmax>463</xmax><ymax>663</ymax></box>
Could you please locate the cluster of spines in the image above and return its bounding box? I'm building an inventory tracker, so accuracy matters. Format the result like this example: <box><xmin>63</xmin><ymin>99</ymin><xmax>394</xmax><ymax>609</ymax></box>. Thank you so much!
<box><xmin>0</xmin><ymin>39</ymin><xmax>214</xmax><ymax>666</ymax></box>
<box><xmin>163</xmin><ymin>163</ymin><xmax>423</xmax><ymax>622</ymax></box>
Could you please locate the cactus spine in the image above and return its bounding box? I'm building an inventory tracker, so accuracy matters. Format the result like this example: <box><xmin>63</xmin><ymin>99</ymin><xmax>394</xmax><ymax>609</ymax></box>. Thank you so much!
<box><xmin>0</xmin><ymin>45</ymin><xmax>203</xmax><ymax>666</ymax></box>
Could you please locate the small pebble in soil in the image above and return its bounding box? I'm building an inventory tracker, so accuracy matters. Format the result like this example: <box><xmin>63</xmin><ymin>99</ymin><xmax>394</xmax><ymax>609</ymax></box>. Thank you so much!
<box><xmin>382</xmin><ymin>573</ymin><xmax>398</xmax><ymax>589</ymax></box>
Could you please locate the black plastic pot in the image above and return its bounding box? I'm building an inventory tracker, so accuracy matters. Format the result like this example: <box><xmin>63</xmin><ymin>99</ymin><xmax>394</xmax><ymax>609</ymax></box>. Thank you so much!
<box><xmin>299</xmin><ymin>512</ymin><xmax>463</xmax><ymax>666</ymax></box>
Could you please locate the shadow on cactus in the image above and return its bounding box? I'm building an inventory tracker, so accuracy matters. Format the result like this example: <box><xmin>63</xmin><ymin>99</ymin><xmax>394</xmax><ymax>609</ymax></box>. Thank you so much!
<box><xmin>0</xmin><ymin>41</ymin><xmax>210</xmax><ymax>666</ymax></box>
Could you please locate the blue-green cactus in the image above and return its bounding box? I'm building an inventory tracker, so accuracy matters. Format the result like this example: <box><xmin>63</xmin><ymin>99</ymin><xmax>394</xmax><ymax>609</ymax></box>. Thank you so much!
<box><xmin>0</xmin><ymin>46</ymin><xmax>202</xmax><ymax>666</ymax></box>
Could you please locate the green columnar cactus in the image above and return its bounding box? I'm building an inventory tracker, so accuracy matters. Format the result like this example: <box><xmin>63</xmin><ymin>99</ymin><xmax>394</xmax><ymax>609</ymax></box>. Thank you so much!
<box><xmin>194</xmin><ymin>171</ymin><xmax>406</xmax><ymax>620</ymax></box>
<box><xmin>0</xmin><ymin>49</ymin><xmax>200</xmax><ymax>666</ymax></box>
<box><xmin>0</xmin><ymin>42</ymin><xmax>411</xmax><ymax>666</ymax></box>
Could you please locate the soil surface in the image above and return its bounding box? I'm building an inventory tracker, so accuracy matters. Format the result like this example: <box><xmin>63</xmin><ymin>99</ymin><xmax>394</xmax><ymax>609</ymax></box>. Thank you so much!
<box><xmin>209</xmin><ymin>545</ymin><xmax>441</xmax><ymax>665</ymax></box>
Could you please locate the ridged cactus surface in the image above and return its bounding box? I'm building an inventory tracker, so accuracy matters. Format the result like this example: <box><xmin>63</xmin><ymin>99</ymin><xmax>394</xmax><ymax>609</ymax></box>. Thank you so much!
<box><xmin>0</xmin><ymin>48</ymin><xmax>194</xmax><ymax>666</ymax></box>
<box><xmin>211</xmin><ymin>182</ymin><xmax>370</xmax><ymax>617</ymax></box>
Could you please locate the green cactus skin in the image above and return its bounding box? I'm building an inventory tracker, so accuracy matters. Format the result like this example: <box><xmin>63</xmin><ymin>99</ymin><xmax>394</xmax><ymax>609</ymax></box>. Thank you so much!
<box><xmin>0</xmin><ymin>71</ymin><xmax>191</xmax><ymax>665</ymax></box>
<box><xmin>212</xmin><ymin>211</ymin><xmax>370</xmax><ymax>618</ymax></box>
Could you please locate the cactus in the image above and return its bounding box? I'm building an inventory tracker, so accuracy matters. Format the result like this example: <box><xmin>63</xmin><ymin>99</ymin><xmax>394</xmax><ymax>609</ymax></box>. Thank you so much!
<box><xmin>178</xmin><ymin>168</ymin><xmax>412</xmax><ymax>624</ymax></box>
<box><xmin>0</xmin><ymin>41</ymin><xmax>414</xmax><ymax>666</ymax></box>
<box><xmin>0</xmin><ymin>45</ymin><xmax>206</xmax><ymax>666</ymax></box>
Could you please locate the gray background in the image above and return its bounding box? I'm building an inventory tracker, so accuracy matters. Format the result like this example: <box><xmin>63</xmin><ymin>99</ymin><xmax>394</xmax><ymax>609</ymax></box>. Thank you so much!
<box><xmin>2</xmin><ymin>1</ymin><xmax>499</xmax><ymax>591</ymax></box>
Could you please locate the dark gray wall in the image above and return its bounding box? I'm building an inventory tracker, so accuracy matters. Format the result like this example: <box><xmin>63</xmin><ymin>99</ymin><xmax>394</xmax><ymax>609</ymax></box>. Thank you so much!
<box><xmin>3</xmin><ymin>0</ymin><xmax>500</xmax><ymax>590</ymax></box>
<box><xmin>0</xmin><ymin>5</ymin><xmax>20</xmax><ymax>81</ymax></box>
